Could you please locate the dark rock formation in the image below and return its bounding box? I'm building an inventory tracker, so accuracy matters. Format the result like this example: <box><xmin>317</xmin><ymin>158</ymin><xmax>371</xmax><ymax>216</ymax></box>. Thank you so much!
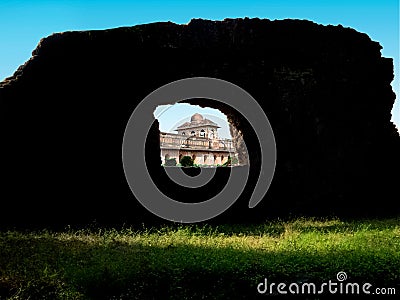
<box><xmin>1</xmin><ymin>18</ymin><xmax>399</xmax><ymax>227</ymax></box>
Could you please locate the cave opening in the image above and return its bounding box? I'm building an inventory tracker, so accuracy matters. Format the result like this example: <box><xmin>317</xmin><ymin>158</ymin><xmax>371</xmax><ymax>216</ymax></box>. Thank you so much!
<box><xmin>154</xmin><ymin>102</ymin><xmax>248</xmax><ymax>168</ymax></box>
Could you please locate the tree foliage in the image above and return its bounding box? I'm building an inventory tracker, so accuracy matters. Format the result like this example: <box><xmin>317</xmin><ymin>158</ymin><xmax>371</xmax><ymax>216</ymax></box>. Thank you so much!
<box><xmin>180</xmin><ymin>156</ymin><xmax>194</xmax><ymax>167</ymax></box>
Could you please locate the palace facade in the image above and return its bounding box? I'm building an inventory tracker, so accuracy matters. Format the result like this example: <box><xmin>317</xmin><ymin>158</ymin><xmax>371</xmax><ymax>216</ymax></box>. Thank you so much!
<box><xmin>160</xmin><ymin>113</ymin><xmax>237</xmax><ymax>165</ymax></box>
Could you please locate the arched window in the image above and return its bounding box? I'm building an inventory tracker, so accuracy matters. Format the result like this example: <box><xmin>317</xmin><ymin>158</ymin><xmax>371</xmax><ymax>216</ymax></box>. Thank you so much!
<box><xmin>191</xmin><ymin>131</ymin><xmax>195</xmax><ymax>136</ymax></box>
<box><xmin>192</xmin><ymin>154</ymin><xmax>196</xmax><ymax>161</ymax></box>
<box><xmin>203</xmin><ymin>155</ymin><xmax>208</xmax><ymax>163</ymax></box>
<box><xmin>200</xmin><ymin>129</ymin><xmax>205</xmax><ymax>137</ymax></box>
<box><xmin>182</xmin><ymin>132</ymin><xmax>185</xmax><ymax>135</ymax></box>
<box><xmin>221</xmin><ymin>155</ymin><xmax>224</xmax><ymax>162</ymax></box>
<box><xmin>165</xmin><ymin>154</ymin><xmax>170</xmax><ymax>161</ymax></box>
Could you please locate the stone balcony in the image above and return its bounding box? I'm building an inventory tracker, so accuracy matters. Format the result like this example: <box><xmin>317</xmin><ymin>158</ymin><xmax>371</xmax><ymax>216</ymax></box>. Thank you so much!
<box><xmin>160</xmin><ymin>133</ymin><xmax>235</xmax><ymax>152</ymax></box>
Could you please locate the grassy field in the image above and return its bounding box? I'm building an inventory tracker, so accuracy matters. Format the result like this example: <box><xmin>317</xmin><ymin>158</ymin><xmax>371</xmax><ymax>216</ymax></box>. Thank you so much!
<box><xmin>0</xmin><ymin>217</ymin><xmax>399</xmax><ymax>299</ymax></box>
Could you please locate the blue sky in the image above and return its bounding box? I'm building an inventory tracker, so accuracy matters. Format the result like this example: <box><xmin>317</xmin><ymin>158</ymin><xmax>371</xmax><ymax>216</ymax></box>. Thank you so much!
<box><xmin>0</xmin><ymin>0</ymin><xmax>398</xmax><ymax>128</ymax></box>
<box><xmin>154</xmin><ymin>104</ymin><xmax>232</xmax><ymax>138</ymax></box>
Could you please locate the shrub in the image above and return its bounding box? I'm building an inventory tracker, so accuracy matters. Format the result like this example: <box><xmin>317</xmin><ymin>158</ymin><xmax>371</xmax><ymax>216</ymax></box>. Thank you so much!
<box><xmin>180</xmin><ymin>156</ymin><xmax>194</xmax><ymax>167</ymax></box>
<box><xmin>222</xmin><ymin>156</ymin><xmax>239</xmax><ymax>167</ymax></box>
<box><xmin>164</xmin><ymin>158</ymin><xmax>177</xmax><ymax>166</ymax></box>
<box><xmin>230</xmin><ymin>157</ymin><xmax>239</xmax><ymax>165</ymax></box>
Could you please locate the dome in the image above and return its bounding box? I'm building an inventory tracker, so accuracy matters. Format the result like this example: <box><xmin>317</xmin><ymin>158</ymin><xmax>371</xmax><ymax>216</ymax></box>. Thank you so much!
<box><xmin>191</xmin><ymin>113</ymin><xmax>204</xmax><ymax>122</ymax></box>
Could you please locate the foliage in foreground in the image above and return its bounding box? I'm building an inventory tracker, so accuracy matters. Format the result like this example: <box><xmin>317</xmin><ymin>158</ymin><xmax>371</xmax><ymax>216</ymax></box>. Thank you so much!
<box><xmin>0</xmin><ymin>218</ymin><xmax>399</xmax><ymax>299</ymax></box>
<box><xmin>179</xmin><ymin>156</ymin><xmax>194</xmax><ymax>167</ymax></box>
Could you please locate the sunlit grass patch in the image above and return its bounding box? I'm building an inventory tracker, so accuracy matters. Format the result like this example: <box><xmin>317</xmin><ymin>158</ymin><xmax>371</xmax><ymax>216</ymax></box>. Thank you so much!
<box><xmin>0</xmin><ymin>217</ymin><xmax>399</xmax><ymax>299</ymax></box>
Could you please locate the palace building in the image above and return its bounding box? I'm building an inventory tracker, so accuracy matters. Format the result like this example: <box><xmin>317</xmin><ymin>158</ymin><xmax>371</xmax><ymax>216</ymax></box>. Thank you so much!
<box><xmin>160</xmin><ymin>113</ymin><xmax>237</xmax><ymax>166</ymax></box>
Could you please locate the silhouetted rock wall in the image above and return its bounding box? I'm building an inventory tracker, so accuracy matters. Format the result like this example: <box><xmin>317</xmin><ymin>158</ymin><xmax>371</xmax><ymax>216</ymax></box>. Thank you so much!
<box><xmin>0</xmin><ymin>18</ymin><xmax>399</xmax><ymax>227</ymax></box>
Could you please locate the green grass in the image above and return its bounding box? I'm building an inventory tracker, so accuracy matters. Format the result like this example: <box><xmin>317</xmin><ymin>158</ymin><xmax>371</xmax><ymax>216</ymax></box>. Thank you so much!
<box><xmin>0</xmin><ymin>218</ymin><xmax>399</xmax><ymax>299</ymax></box>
